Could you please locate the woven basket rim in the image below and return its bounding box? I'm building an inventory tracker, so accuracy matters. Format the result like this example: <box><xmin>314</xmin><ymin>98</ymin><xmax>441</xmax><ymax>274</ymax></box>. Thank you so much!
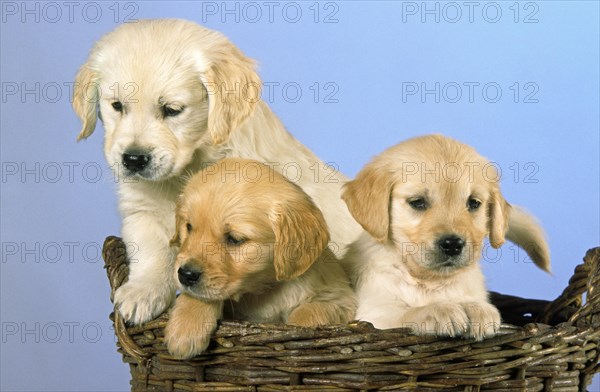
<box><xmin>102</xmin><ymin>236</ymin><xmax>600</xmax><ymax>391</ymax></box>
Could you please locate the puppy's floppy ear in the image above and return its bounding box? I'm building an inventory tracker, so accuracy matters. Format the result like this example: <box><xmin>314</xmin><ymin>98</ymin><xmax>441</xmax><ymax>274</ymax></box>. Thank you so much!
<box><xmin>489</xmin><ymin>188</ymin><xmax>552</xmax><ymax>272</ymax></box>
<box><xmin>487</xmin><ymin>188</ymin><xmax>511</xmax><ymax>249</ymax></box>
<box><xmin>73</xmin><ymin>64</ymin><xmax>99</xmax><ymax>141</ymax></box>
<box><xmin>506</xmin><ymin>205</ymin><xmax>551</xmax><ymax>273</ymax></box>
<box><xmin>270</xmin><ymin>196</ymin><xmax>330</xmax><ymax>281</ymax></box>
<box><xmin>201</xmin><ymin>44</ymin><xmax>261</xmax><ymax>145</ymax></box>
<box><xmin>342</xmin><ymin>164</ymin><xmax>394</xmax><ymax>242</ymax></box>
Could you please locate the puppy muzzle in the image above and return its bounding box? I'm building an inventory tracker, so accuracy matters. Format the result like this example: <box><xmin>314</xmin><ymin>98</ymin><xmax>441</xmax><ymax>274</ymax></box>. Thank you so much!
<box><xmin>118</xmin><ymin>146</ymin><xmax>176</xmax><ymax>180</ymax></box>
<box><xmin>122</xmin><ymin>151</ymin><xmax>151</xmax><ymax>173</ymax></box>
<box><xmin>425</xmin><ymin>235</ymin><xmax>471</xmax><ymax>271</ymax></box>
<box><xmin>437</xmin><ymin>235</ymin><xmax>465</xmax><ymax>257</ymax></box>
<box><xmin>177</xmin><ymin>265</ymin><xmax>202</xmax><ymax>287</ymax></box>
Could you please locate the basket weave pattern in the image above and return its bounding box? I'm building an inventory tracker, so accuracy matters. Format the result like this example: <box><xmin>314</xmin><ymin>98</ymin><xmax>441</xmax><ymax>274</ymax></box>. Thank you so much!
<box><xmin>102</xmin><ymin>237</ymin><xmax>600</xmax><ymax>391</ymax></box>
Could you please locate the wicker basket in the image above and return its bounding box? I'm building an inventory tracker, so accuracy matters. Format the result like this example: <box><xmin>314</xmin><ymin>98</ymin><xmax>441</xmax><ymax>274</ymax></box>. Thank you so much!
<box><xmin>102</xmin><ymin>236</ymin><xmax>600</xmax><ymax>391</ymax></box>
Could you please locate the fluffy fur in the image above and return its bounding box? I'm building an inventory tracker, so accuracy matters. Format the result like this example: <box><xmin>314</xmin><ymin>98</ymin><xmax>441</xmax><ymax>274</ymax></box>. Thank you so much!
<box><xmin>164</xmin><ymin>158</ymin><xmax>356</xmax><ymax>359</ymax></box>
<box><xmin>72</xmin><ymin>19</ymin><xmax>362</xmax><ymax>325</ymax></box>
<box><xmin>342</xmin><ymin>135</ymin><xmax>550</xmax><ymax>339</ymax></box>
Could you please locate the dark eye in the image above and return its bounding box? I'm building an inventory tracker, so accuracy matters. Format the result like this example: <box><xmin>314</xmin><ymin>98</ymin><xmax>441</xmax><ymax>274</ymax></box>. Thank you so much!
<box><xmin>186</xmin><ymin>223</ymin><xmax>192</xmax><ymax>233</ymax></box>
<box><xmin>408</xmin><ymin>198</ymin><xmax>428</xmax><ymax>211</ymax></box>
<box><xmin>468</xmin><ymin>198</ymin><xmax>482</xmax><ymax>211</ymax></box>
<box><xmin>225</xmin><ymin>233</ymin><xmax>245</xmax><ymax>246</ymax></box>
<box><xmin>111</xmin><ymin>101</ymin><xmax>123</xmax><ymax>112</ymax></box>
<box><xmin>162</xmin><ymin>105</ymin><xmax>183</xmax><ymax>117</ymax></box>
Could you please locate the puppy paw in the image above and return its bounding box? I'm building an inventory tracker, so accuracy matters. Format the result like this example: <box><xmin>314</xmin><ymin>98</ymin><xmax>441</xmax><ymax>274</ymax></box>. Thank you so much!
<box><xmin>461</xmin><ymin>302</ymin><xmax>501</xmax><ymax>340</ymax></box>
<box><xmin>164</xmin><ymin>295</ymin><xmax>222</xmax><ymax>359</ymax></box>
<box><xmin>402</xmin><ymin>303</ymin><xmax>469</xmax><ymax>337</ymax></box>
<box><xmin>165</xmin><ymin>320</ymin><xmax>213</xmax><ymax>360</ymax></box>
<box><xmin>114</xmin><ymin>281</ymin><xmax>175</xmax><ymax>325</ymax></box>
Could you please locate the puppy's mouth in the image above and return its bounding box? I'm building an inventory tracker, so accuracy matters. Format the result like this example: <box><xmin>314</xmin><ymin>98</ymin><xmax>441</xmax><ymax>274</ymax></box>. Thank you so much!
<box><xmin>429</xmin><ymin>253</ymin><xmax>470</xmax><ymax>272</ymax></box>
<box><xmin>419</xmin><ymin>245</ymin><xmax>474</xmax><ymax>275</ymax></box>
<box><xmin>117</xmin><ymin>156</ymin><xmax>176</xmax><ymax>181</ymax></box>
<box><xmin>125</xmin><ymin>166</ymin><xmax>174</xmax><ymax>181</ymax></box>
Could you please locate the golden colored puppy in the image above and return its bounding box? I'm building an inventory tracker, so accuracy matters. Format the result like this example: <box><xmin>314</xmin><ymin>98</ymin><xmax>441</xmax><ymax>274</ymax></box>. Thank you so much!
<box><xmin>165</xmin><ymin>158</ymin><xmax>357</xmax><ymax>359</ymax></box>
<box><xmin>342</xmin><ymin>135</ymin><xmax>550</xmax><ymax>339</ymax></box>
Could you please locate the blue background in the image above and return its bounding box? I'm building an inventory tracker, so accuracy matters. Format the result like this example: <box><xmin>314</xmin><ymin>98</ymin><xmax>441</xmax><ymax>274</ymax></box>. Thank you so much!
<box><xmin>1</xmin><ymin>1</ymin><xmax>598</xmax><ymax>390</ymax></box>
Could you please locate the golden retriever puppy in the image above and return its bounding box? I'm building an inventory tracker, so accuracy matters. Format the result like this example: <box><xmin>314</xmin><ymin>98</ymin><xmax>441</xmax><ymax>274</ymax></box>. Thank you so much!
<box><xmin>164</xmin><ymin>158</ymin><xmax>357</xmax><ymax>359</ymax></box>
<box><xmin>342</xmin><ymin>135</ymin><xmax>550</xmax><ymax>339</ymax></box>
<box><xmin>72</xmin><ymin>19</ymin><xmax>362</xmax><ymax>325</ymax></box>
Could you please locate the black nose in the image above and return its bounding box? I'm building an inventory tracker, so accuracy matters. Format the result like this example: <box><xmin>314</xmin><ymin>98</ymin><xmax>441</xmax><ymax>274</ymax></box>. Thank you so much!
<box><xmin>178</xmin><ymin>266</ymin><xmax>201</xmax><ymax>287</ymax></box>
<box><xmin>122</xmin><ymin>151</ymin><xmax>150</xmax><ymax>172</ymax></box>
<box><xmin>438</xmin><ymin>235</ymin><xmax>465</xmax><ymax>257</ymax></box>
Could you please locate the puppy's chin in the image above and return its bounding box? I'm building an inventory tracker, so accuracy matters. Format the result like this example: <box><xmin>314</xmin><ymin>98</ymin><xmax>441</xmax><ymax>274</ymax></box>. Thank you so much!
<box><xmin>178</xmin><ymin>285</ymin><xmax>229</xmax><ymax>302</ymax></box>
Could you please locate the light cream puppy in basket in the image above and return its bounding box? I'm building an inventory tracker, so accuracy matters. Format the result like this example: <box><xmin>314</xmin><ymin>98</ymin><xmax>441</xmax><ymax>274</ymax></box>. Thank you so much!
<box><xmin>342</xmin><ymin>135</ymin><xmax>550</xmax><ymax>339</ymax></box>
<box><xmin>72</xmin><ymin>19</ymin><xmax>363</xmax><ymax>326</ymax></box>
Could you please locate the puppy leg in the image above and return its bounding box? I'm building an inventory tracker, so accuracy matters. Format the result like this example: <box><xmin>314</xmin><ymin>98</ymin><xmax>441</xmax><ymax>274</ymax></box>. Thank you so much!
<box><xmin>164</xmin><ymin>294</ymin><xmax>223</xmax><ymax>359</ymax></box>
<box><xmin>288</xmin><ymin>301</ymin><xmax>355</xmax><ymax>327</ymax></box>
<box><xmin>461</xmin><ymin>301</ymin><xmax>501</xmax><ymax>340</ymax></box>
<box><xmin>114</xmin><ymin>215</ymin><xmax>177</xmax><ymax>325</ymax></box>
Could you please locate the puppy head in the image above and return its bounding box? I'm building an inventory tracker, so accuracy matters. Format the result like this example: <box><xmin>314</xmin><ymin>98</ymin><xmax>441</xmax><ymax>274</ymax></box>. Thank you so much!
<box><xmin>343</xmin><ymin>135</ymin><xmax>510</xmax><ymax>279</ymax></box>
<box><xmin>171</xmin><ymin>158</ymin><xmax>330</xmax><ymax>301</ymax></box>
<box><xmin>73</xmin><ymin>19</ymin><xmax>261</xmax><ymax>181</ymax></box>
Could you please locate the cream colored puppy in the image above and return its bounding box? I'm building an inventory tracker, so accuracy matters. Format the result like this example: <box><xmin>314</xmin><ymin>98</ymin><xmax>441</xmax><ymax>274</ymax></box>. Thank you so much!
<box><xmin>342</xmin><ymin>135</ymin><xmax>550</xmax><ymax>339</ymax></box>
<box><xmin>72</xmin><ymin>19</ymin><xmax>362</xmax><ymax>325</ymax></box>
<box><xmin>165</xmin><ymin>158</ymin><xmax>356</xmax><ymax>359</ymax></box>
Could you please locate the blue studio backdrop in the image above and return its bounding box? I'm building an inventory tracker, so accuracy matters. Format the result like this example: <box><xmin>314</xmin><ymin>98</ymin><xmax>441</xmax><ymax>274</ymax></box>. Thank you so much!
<box><xmin>1</xmin><ymin>1</ymin><xmax>598</xmax><ymax>391</ymax></box>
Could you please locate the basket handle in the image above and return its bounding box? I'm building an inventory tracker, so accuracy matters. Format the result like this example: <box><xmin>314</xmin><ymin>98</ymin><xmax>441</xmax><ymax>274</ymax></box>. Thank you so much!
<box><xmin>539</xmin><ymin>247</ymin><xmax>600</xmax><ymax>325</ymax></box>
<box><xmin>102</xmin><ymin>236</ymin><xmax>151</xmax><ymax>363</ymax></box>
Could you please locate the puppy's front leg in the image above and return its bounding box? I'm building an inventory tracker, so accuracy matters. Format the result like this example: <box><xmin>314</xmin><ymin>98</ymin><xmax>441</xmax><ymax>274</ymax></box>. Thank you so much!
<box><xmin>288</xmin><ymin>301</ymin><xmax>355</xmax><ymax>327</ymax></box>
<box><xmin>165</xmin><ymin>294</ymin><xmax>223</xmax><ymax>359</ymax></box>
<box><xmin>114</xmin><ymin>211</ymin><xmax>177</xmax><ymax>325</ymax></box>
